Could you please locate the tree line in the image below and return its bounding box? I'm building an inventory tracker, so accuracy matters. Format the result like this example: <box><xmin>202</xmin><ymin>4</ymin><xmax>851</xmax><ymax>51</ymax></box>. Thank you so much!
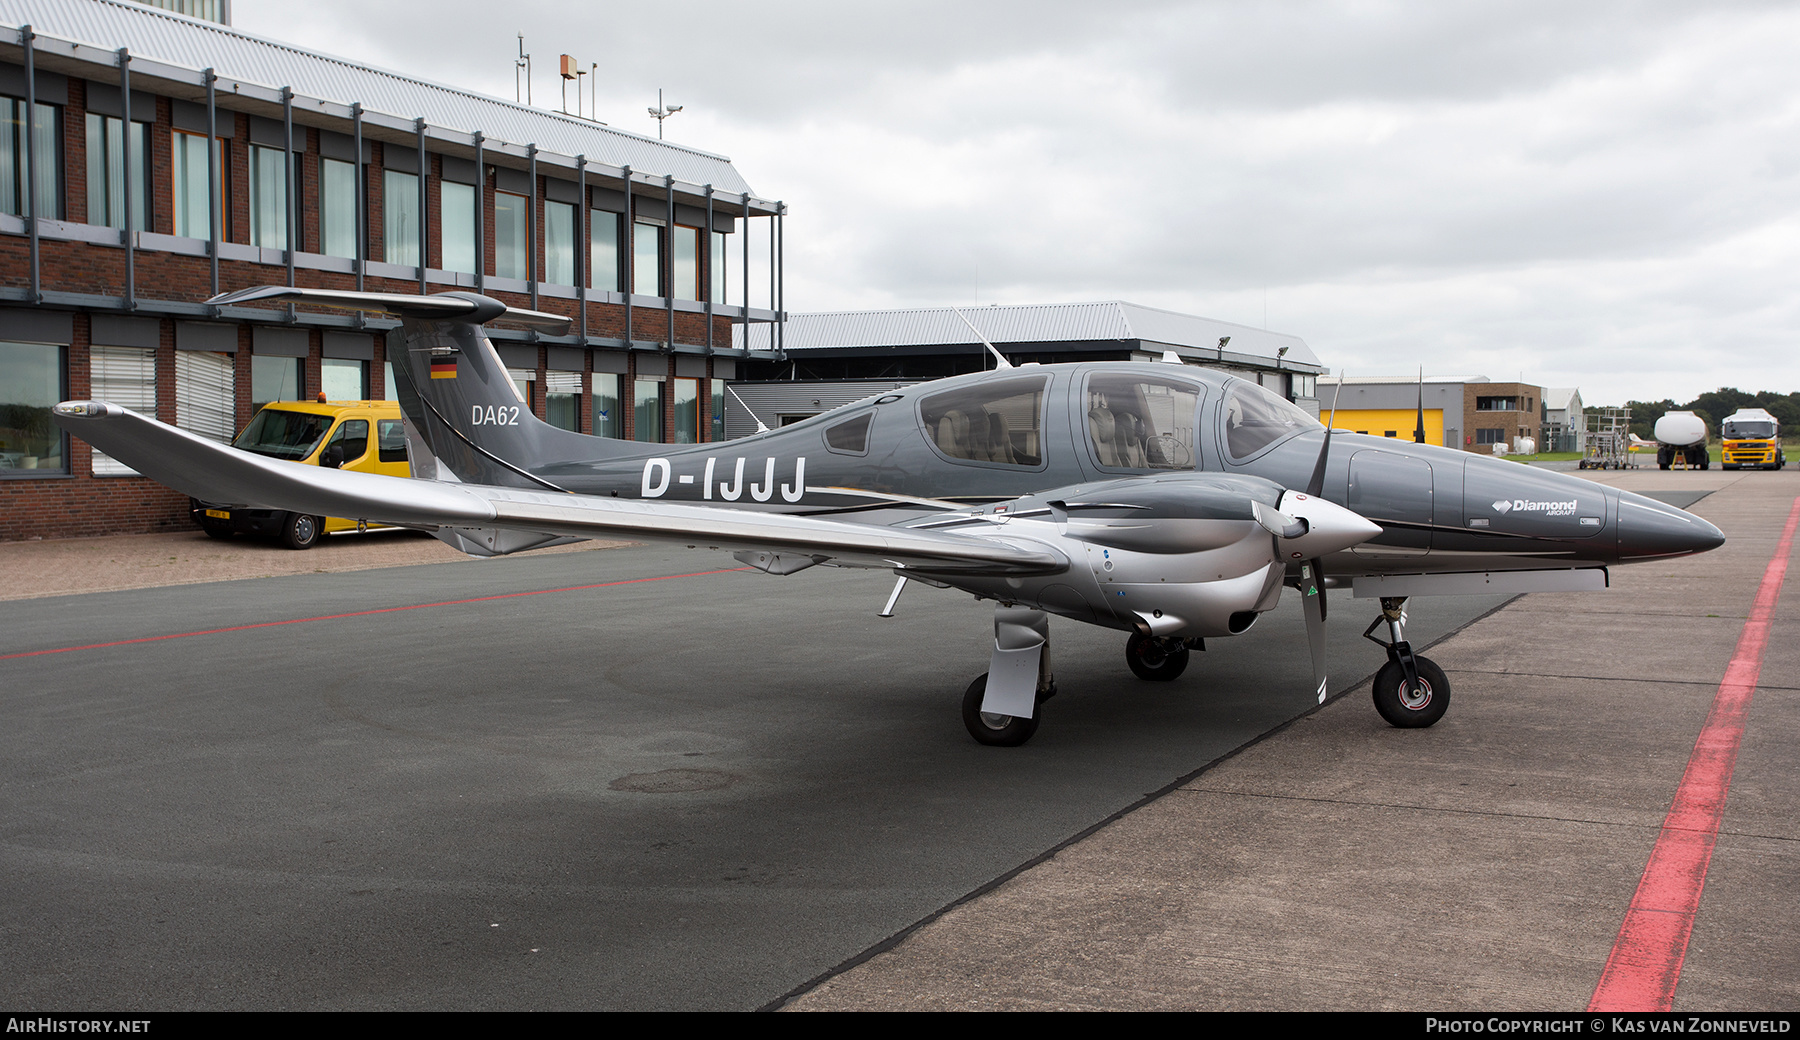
<box><xmin>1589</xmin><ymin>389</ymin><xmax>1800</xmax><ymax>440</ymax></box>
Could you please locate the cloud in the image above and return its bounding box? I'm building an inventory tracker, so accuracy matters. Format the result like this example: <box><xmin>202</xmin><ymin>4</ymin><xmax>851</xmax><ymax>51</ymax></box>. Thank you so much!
<box><xmin>235</xmin><ymin>0</ymin><xmax>1800</xmax><ymax>401</ymax></box>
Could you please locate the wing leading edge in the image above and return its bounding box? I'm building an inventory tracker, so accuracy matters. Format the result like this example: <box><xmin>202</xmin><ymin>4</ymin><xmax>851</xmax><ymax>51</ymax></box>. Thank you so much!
<box><xmin>51</xmin><ymin>402</ymin><xmax>1068</xmax><ymax>576</ymax></box>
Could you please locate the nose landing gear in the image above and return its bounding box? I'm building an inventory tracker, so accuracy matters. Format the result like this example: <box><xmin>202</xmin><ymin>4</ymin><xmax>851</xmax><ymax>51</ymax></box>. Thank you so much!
<box><xmin>1364</xmin><ymin>596</ymin><xmax>1451</xmax><ymax>727</ymax></box>
<box><xmin>1125</xmin><ymin>633</ymin><xmax>1191</xmax><ymax>681</ymax></box>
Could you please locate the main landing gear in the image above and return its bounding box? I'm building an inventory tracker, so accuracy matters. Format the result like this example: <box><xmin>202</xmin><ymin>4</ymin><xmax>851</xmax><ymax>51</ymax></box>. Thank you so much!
<box><xmin>1363</xmin><ymin>596</ymin><xmax>1451</xmax><ymax>727</ymax></box>
<box><xmin>961</xmin><ymin>605</ymin><xmax>1057</xmax><ymax>746</ymax></box>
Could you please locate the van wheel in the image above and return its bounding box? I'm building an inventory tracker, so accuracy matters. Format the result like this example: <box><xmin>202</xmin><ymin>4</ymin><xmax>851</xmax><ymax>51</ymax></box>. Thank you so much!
<box><xmin>281</xmin><ymin>512</ymin><xmax>323</xmax><ymax>550</ymax></box>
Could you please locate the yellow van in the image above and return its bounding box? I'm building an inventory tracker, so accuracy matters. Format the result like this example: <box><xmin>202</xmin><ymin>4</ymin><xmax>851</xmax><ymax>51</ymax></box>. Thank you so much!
<box><xmin>191</xmin><ymin>399</ymin><xmax>411</xmax><ymax>549</ymax></box>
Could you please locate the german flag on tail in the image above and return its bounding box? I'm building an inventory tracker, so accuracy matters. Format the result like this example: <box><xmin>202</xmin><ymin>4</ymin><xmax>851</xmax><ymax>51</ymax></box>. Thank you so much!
<box><xmin>430</xmin><ymin>354</ymin><xmax>458</xmax><ymax>380</ymax></box>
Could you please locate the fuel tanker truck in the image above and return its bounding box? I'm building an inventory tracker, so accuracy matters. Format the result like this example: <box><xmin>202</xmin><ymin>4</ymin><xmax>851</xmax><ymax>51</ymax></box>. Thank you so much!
<box><xmin>1721</xmin><ymin>408</ymin><xmax>1786</xmax><ymax>470</ymax></box>
<box><xmin>1653</xmin><ymin>411</ymin><xmax>1711</xmax><ymax>470</ymax></box>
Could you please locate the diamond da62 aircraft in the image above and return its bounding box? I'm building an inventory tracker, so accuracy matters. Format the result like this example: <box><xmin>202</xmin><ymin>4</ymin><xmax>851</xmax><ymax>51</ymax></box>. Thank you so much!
<box><xmin>53</xmin><ymin>287</ymin><xmax>1726</xmax><ymax>746</ymax></box>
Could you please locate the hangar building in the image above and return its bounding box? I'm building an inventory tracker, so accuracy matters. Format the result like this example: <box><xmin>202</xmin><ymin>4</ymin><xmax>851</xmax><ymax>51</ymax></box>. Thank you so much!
<box><xmin>724</xmin><ymin>301</ymin><xmax>1324</xmax><ymax>438</ymax></box>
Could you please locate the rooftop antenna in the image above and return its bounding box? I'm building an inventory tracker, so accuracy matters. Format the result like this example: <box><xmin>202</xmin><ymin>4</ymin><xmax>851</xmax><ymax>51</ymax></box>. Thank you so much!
<box><xmin>648</xmin><ymin>88</ymin><xmax>682</xmax><ymax>139</ymax></box>
<box><xmin>559</xmin><ymin>54</ymin><xmax>577</xmax><ymax>115</ymax></box>
<box><xmin>515</xmin><ymin>35</ymin><xmax>531</xmax><ymax>106</ymax></box>
<box><xmin>951</xmin><ymin>307</ymin><xmax>1013</xmax><ymax>371</ymax></box>
<box><xmin>575</xmin><ymin>65</ymin><xmax>587</xmax><ymax>119</ymax></box>
<box><xmin>589</xmin><ymin>63</ymin><xmax>597</xmax><ymax>122</ymax></box>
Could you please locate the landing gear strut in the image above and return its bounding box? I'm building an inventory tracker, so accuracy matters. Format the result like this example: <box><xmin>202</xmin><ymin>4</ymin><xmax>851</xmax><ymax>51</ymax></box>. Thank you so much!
<box><xmin>962</xmin><ymin>605</ymin><xmax>1056</xmax><ymax>746</ymax></box>
<box><xmin>1125</xmin><ymin>633</ymin><xmax>1190</xmax><ymax>681</ymax></box>
<box><xmin>1363</xmin><ymin>596</ymin><xmax>1451</xmax><ymax>727</ymax></box>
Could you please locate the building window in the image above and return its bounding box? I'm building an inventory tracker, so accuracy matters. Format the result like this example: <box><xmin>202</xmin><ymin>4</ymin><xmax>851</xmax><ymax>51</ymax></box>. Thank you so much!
<box><xmin>507</xmin><ymin>369</ymin><xmax>535</xmax><ymax>412</ymax></box>
<box><xmin>592</xmin><ymin>372</ymin><xmax>622</xmax><ymax>438</ymax></box>
<box><xmin>248</xmin><ymin>145</ymin><xmax>291</xmax><ymax>249</ymax></box>
<box><xmin>321</xmin><ymin>358</ymin><xmax>366</xmax><ymax>401</ymax></box>
<box><xmin>320</xmin><ymin>157</ymin><xmax>357</xmax><ymax>259</ymax></box>
<box><xmin>1</xmin><ymin>99</ymin><xmax>62</xmax><ymax>219</ymax></box>
<box><xmin>1475</xmin><ymin>428</ymin><xmax>1506</xmax><ymax>445</ymax></box>
<box><xmin>633</xmin><ymin>221</ymin><xmax>662</xmax><ymax>297</ymax></box>
<box><xmin>441</xmin><ymin>180</ymin><xmax>476</xmax><ymax>274</ymax></box>
<box><xmin>671</xmin><ymin>225</ymin><xmax>699</xmax><ymax>301</ymax></box>
<box><xmin>711</xmin><ymin>231</ymin><xmax>728</xmax><ymax>304</ymax></box>
<box><xmin>633</xmin><ymin>375</ymin><xmax>663</xmax><ymax>442</ymax></box>
<box><xmin>383</xmin><ymin>360</ymin><xmax>398</xmax><ymax>401</ymax></box>
<box><xmin>252</xmin><ymin>355</ymin><xmax>302</xmax><ymax>413</ymax></box>
<box><xmin>493</xmin><ymin>190</ymin><xmax>529</xmax><ymax>280</ymax></box>
<box><xmin>175</xmin><ymin>350</ymin><xmax>236</xmax><ymax>444</ymax></box>
<box><xmin>545</xmin><ymin>370</ymin><xmax>581</xmax><ymax>432</ymax></box>
<box><xmin>590</xmin><ymin>210</ymin><xmax>621</xmax><ymax>292</ymax></box>
<box><xmin>85</xmin><ymin>114</ymin><xmax>148</xmax><ymax>232</ymax></box>
<box><xmin>711</xmin><ymin>378</ymin><xmax>725</xmax><ymax>440</ymax></box>
<box><xmin>383</xmin><ymin>169</ymin><xmax>419</xmax><ymax>267</ymax></box>
<box><xmin>544</xmin><ymin>200</ymin><xmax>576</xmax><ymax>285</ymax></box>
<box><xmin>0</xmin><ymin>341</ymin><xmax>66</xmax><ymax>475</ymax></box>
<box><xmin>1475</xmin><ymin>396</ymin><xmax>1517</xmax><ymax>412</ymax></box>
<box><xmin>671</xmin><ymin>377</ymin><xmax>699</xmax><ymax>443</ymax></box>
<box><xmin>172</xmin><ymin>131</ymin><xmax>222</xmax><ymax>239</ymax></box>
<box><xmin>90</xmin><ymin>346</ymin><xmax>155</xmax><ymax>475</ymax></box>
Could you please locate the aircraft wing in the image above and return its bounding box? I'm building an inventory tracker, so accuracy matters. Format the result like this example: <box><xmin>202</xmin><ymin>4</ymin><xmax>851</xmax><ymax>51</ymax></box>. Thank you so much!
<box><xmin>51</xmin><ymin>402</ymin><xmax>1068</xmax><ymax>576</ymax></box>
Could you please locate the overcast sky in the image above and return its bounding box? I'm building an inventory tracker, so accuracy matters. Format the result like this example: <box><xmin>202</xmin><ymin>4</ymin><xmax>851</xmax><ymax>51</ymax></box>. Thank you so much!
<box><xmin>235</xmin><ymin>0</ymin><xmax>1800</xmax><ymax>404</ymax></box>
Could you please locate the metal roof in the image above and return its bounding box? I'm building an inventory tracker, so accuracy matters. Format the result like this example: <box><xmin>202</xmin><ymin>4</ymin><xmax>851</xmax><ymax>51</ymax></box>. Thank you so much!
<box><xmin>759</xmin><ymin>301</ymin><xmax>1321</xmax><ymax>368</ymax></box>
<box><xmin>1320</xmin><ymin>375</ymin><xmax>1491</xmax><ymax>385</ymax></box>
<box><xmin>0</xmin><ymin>0</ymin><xmax>756</xmax><ymax>193</ymax></box>
<box><xmin>1543</xmin><ymin>387</ymin><xmax>1582</xmax><ymax>412</ymax></box>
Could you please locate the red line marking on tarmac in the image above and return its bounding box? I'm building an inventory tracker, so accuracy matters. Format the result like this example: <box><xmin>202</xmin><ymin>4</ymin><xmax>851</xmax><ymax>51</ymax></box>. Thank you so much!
<box><xmin>1588</xmin><ymin>496</ymin><xmax>1800</xmax><ymax>1012</ymax></box>
<box><xmin>0</xmin><ymin>567</ymin><xmax>749</xmax><ymax>662</ymax></box>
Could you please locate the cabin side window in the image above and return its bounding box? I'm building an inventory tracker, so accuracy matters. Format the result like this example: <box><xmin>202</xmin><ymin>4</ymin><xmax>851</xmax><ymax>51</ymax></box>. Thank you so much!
<box><xmin>1084</xmin><ymin>373</ymin><xmax>1201</xmax><ymax>471</ymax></box>
<box><xmin>918</xmin><ymin>375</ymin><xmax>1046</xmax><ymax>467</ymax></box>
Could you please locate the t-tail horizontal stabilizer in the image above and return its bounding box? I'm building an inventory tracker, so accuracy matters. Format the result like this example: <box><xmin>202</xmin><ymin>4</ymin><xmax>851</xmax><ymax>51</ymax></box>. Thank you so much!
<box><xmin>207</xmin><ymin>286</ymin><xmax>656</xmax><ymax>487</ymax></box>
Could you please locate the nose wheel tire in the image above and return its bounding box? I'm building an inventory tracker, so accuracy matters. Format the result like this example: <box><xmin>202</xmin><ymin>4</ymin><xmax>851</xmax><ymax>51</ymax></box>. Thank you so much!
<box><xmin>961</xmin><ymin>673</ymin><xmax>1042</xmax><ymax>747</ymax></box>
<box><xmin>1126</xmin><ymin>633</ymin><xmax>1190</xmax><ymax>681</ymax></box>
<box><xmin>1371</xmin><ymin>656</ymin><xmax>1450</xmax><ymax>728</ymax></box>
<box><xmin>281</xmin><ymin>512</ymin><xmax>323</xmax><ymax>551</ymax></box>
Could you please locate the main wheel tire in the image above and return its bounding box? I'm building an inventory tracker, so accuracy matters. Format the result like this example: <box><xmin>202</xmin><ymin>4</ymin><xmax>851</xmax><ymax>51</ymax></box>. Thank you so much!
<box><xmin>1371</xmin><ymin>656</ymin><xmax>1450</xmax><ymax>728</ymax></box>
<box><xmin>961</xmin><ymin>673</ymin><xmax>1041</xmax><ymax>747</ymax></box>
<box><xmin>280</xmin><ymin>512</ymin><xmax>323</xmax><ymax>550</ymax></box>
<box><xmin>1126</xmin><ymin>633</ymin><xmax>1189</xmax><ymax>681</ymax></box>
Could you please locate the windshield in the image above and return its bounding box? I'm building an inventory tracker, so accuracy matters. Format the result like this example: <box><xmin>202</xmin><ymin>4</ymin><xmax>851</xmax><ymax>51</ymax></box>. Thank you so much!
<box><xmin>1223</xmin><ymin>380</ymin><xmax>1322</xmax><ymax>459</ymax></box>
<box><xmin>1723</xmin><ymin>421</ymin><xmax>1777</xmax><ymax>440</ymax></box>
<box><xmin>234</xmin><ymin>409</ymin><xmax>331</xmax><ymax>460</ymax></box>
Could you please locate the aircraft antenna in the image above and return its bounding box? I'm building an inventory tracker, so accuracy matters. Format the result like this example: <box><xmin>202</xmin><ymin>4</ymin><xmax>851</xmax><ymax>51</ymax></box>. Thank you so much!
<box><xmin>725</xmin><ymin>383</ymin><xmax>771</xmax><ymax>434</ymax></box>
<box><xmin>950</xmin><ymin>307</ymin><xmax>1013</xmax><ymax>371</ymax></box>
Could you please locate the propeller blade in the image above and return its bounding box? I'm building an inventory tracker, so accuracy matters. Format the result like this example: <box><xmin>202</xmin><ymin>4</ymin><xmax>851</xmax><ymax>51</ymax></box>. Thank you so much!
<box><xmin>1414</xmin><ymin>366</ymin><xmax>1427</xmax><ymax>444</ymax></box>
<box><xmin>1299</xmin><ymin>558</ymin><xmax>1328</xmax><ymax>703</ymax></box>
<box><xmin>1306</xmin><ymin>374</ymin><xmax>1347</xmax><ymax>498</ymax></box>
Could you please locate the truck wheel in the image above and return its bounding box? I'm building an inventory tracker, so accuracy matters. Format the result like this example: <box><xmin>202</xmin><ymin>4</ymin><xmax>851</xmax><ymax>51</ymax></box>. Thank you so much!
<box><xmin>280</xmin><ymin>512</ymin><xmax>323</xmax><ymax>550</ymax></box>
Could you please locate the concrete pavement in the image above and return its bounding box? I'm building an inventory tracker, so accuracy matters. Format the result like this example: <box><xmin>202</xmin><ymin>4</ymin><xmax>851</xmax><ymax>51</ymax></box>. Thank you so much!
<box><xmin>781</xmin><ymin>468</ymin><xmax>1799</xmax><ymax>1011</ymax></box>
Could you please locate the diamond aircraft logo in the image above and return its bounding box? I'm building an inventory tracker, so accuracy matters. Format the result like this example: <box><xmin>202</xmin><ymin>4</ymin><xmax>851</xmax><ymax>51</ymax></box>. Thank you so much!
<box><xmin>1492</xmin><ymin>497</ymin><xmax>1579</xmax><ymax>516</ymax></box>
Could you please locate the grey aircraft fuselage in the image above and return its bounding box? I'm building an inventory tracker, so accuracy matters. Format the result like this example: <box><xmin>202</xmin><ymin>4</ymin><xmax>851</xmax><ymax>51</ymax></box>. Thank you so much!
<box><xmin>393</xmin><ymin>316</ymin><xmax>1718</xmax><ymax>594</ymax></box>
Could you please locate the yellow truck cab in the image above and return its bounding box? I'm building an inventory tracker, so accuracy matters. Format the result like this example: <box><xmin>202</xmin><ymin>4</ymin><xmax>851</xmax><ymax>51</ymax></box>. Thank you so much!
<box><xmin>192</xmin><ymin>398</ymin><xmax>410</xmax><ymax>548</ymax></box>
<box><xmin>1720</xmin><ymin>408</ymin><xmax>1786</xmax><ymax>471</ymax></box>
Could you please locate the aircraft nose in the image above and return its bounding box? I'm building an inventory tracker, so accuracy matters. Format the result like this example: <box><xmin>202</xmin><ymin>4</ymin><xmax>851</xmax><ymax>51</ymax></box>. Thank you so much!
<box><xmin>1615</xmin><ymin>490</ymin><xmax>1726</xmax><ymax>559</ymax></box>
